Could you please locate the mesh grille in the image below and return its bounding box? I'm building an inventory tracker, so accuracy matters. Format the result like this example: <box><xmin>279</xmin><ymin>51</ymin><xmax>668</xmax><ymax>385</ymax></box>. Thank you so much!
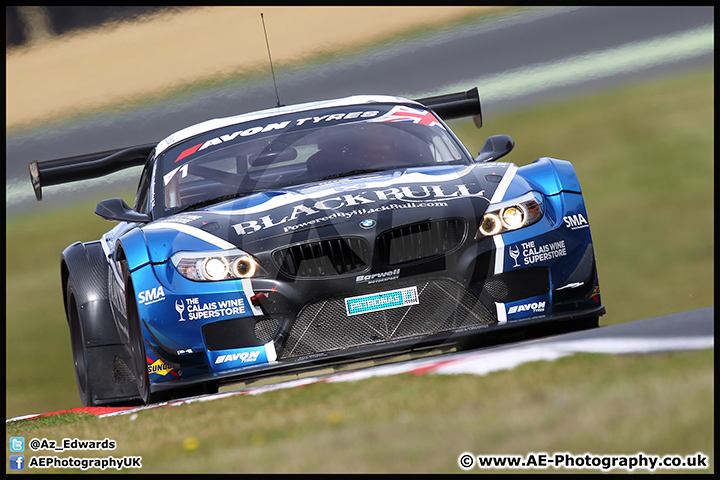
<box><xmin>480</xmin><ymin>267</ymin><xmax>549</xmax><ymax>303</ymax></box>
<box><xmin>112</xmin><ymin>356</ymin><xmax>135</xmax><ymax>385</ymax></box>
<box><xmin>483</xmin><ymin>279</ymin><xmax>509</xmax><ymax>300</ymax></box>
<box><xmin>273</xmin><ymin>237</ymin><xmax>371</xmax><ymax>277</ymax></box>
<box><xmin>204</xmin><ymin>317</ymin><xmax>266</xmax><ymax>351</ymax></box>
<box><xmin>254</xmin><ymin>318</ymin><xmax>279</xmax><ymax>343</ymax></box>
<box><xmin>280</xmin><ymin>278</ymin><xmax>495</xmax><ymax>359</ymax></box>
<box><xmin>377</xmin><ymin>219</ymin><xmax>466</xmax><ymax>265</ymax></box>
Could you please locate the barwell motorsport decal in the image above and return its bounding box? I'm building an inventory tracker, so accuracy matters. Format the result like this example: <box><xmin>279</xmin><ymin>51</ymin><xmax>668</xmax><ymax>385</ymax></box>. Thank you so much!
<box><xmin>345</xmin><ymin>286</ymin><xmax>419</xmax><ymax>316</ymax></box>
<box><xmin>356</xmin><ymin>268</ymin><xmax>401</xmax><ymax>285</ymax></box>
<box><xmin>231</xmin><ymin>184</ymin><xmax>486</xmax><ymax>236</ymax></box>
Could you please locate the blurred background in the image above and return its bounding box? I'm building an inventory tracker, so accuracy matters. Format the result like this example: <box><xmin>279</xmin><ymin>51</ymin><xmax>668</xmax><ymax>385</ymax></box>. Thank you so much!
<box><xmin>6</xmin><ymin>6</ymin><xmax>171</xmax><ymax>47</ymax></box>
<box><xmin>6</xmin><ymin>5</ymin><xmax>713</xmax><ymax>426</ymax></box>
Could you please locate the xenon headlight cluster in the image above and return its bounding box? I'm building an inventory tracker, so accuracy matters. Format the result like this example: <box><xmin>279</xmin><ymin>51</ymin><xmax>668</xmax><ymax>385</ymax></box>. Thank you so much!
<box><xmin>171</xmin><ymin>249</ymin><xmax>261</xmax><ymax>281</ymax></box>
<box><xmin>478</xmin><ymin>192</ymin><xmax>544</xmax><ymax>237</ymax></box>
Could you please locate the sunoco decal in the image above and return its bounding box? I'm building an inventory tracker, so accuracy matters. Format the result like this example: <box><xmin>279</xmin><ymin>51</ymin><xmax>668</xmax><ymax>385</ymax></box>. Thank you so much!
<box><xmin>147</xmin><ymin>358</ymin><xmax>177</xmax><ymax>377</ymax></box>
<box><xmin>345</xmin><ymin>286</ymin><xmax>419</xmax><ymax>316</ymax></box>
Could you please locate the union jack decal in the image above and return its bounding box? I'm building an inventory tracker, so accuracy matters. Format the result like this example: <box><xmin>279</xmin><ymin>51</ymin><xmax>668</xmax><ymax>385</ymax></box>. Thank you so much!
<box><xmin>369</xmin><ymin>106</ymin><xmax>444</xmax><ymax>129</ymax></box>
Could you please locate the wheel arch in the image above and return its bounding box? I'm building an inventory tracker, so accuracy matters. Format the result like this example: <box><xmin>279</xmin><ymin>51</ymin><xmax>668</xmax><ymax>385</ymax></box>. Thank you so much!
<box><xmin>61</xmin><ymin>240</ymin><xmax>121</xmax><ymax>346</ymax></box>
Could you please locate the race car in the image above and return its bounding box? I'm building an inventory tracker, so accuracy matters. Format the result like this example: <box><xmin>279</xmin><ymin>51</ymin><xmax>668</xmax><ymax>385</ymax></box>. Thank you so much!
<box><xmin>29</xmin><ymin>88</ymin><xmax>605</xmax><ymax>406</ymax></box>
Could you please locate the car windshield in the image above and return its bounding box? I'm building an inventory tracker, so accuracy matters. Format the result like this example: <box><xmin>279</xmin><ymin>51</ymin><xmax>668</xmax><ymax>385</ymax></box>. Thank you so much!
<box><xmin>157</xmin><ymin>105</ymin><xmax>473</xmax><ymax>214</ymax></box>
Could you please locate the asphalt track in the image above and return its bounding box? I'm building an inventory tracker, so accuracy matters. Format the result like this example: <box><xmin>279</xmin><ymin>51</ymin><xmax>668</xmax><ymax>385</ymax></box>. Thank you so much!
<box><xmin>6</xmin><ymin>6</ymin><xmax>713</xmax><ymax>213</ymax></box>
<box><xmin>6</xmin><ymin>306</ymin><xmax>713</xmax><ymax>423</ymax></box>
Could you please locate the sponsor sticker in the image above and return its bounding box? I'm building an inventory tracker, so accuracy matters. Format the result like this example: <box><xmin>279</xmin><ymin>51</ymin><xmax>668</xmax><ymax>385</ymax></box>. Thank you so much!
<box><xmin>510</xmin><ymin>240</ymin><xmax>567</xmax><ymax>268</ymax></box>
<box><xmin>356</xmin><ymin>269</ymin><xmax>401</xmax><ymax>285</ymax></box>
<box><xmin>563</xmin><ymin>213</ymin><xmax>589</xmax><ymax>230</ymax></box>
<box><xmin>209</xmin><ymin>342</ymin><xmax>276</xmax><ymax>368</ymax></box>
<box><xmin>147</xmin><ymin>358</ymin><xmax>176</xmax><ymax>377</ymax></box>
<box><xmin>345</xmin><ymin>286</ymin><xmax>419</xmax><ymax>316</ymax></box>
<box><xmin>230</xmin><ymin>183</ymin><xmax>485</xmax><ymax>236</ymax></box>
<box><xmin>507</xmin><ymin>301</ymin><xmax>546</xmax><ymax>315</ymax></box>
<box><xmin>137</xmin><ymin>286</ymin><xmax>165</xmax><ymax>305</ymax></box>
<box><xmin>176</xmin><ymin>296</ymin><xmax>247</xmax><ymax>321</ymax></box>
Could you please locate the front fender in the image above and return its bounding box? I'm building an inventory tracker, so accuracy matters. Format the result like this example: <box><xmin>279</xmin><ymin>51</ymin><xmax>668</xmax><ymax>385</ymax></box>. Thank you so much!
<box><xmin>116</xmin><ymin>226</ymin><xmax>152</xmax><ymax>273</ymax></box>
<box><xmin>517</xmin><ymin>157</ymin><xmax>583</xmax><ymax>196</ymax></box>
<box><xmin>61</xmin><ymin>241</ymin><xmax>120</xmax><ymax>346</ymax></box>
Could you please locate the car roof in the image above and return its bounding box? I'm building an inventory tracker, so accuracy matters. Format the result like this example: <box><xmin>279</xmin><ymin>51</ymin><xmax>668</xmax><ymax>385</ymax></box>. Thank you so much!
<box><xmin>155</xmin><ymin>94</ymin><xmax>421</xmax><ymax>157</ymax></box>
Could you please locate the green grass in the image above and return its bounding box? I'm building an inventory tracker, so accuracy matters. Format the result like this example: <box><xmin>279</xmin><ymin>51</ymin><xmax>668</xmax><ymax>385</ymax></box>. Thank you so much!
<box><xmin>5</xmin><ymin>69</ymin><xmax>714</xmax><ymax>473</ymax></box>
<box><xmin>6</xmin><ymin>350</ymin><xmax>714</xmax><ymax>473</ymax></box>
<box><xmin>452</xmin><ymin>69</ymin><xmax>714</xmax><ymax>326</ymax></box>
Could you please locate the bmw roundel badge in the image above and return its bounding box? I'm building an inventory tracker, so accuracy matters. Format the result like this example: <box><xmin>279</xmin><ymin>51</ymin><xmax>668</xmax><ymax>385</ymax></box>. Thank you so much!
<box><xmin>359</xmin><ymin>219</ymin><xmax>376</xmax><ymax>229</ymax></box>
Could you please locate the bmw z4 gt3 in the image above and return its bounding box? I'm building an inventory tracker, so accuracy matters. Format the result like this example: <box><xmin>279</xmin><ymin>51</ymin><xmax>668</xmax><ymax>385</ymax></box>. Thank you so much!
<box><xmin>29</xmin><ymin>88</ymin><xmax>605</xmax><ymax>406</ymax></box>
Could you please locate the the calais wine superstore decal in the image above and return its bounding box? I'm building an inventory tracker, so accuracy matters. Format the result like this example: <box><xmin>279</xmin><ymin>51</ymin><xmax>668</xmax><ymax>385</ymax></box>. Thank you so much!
<box><xmin>508</xmin><ymin>240</ymin><xmax>568</xmax><ymax>268</ymax></box>
<box><xmin>175</xmin><ymin>296</ymin><xmax>247</xmax><ymax>322</ymax></box>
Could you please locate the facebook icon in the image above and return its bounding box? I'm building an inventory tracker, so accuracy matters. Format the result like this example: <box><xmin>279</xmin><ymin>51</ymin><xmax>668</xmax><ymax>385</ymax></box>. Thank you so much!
<box><xmin>10</xmin><ymin>455</ymin><xmax>25</xmax><ymax>470</ymax></box>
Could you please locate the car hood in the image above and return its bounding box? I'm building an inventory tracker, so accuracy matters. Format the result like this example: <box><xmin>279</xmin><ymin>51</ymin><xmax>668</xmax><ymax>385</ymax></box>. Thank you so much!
<box><xmin>143</xmin><ymin>163</ymin><xmax>513</xmax><ymax>262</ymax></box>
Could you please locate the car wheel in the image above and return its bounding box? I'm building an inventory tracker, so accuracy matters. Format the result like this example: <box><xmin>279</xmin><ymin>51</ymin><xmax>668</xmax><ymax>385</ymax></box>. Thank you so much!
<box><xmin>67</xmin><ymin>279</ymin><xmax>95</xmax><ymax>406</ymax></box>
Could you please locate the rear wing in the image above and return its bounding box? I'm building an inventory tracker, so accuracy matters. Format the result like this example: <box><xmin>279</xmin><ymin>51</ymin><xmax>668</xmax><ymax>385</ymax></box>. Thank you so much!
<box><xmin>414</xmin><ymin>87</ymin><xmax>483</xmax><ymax>128</ymax></box>
<box><xmin>28</xmin><ymin>88</ymin><xmax>482</xmax><ymax>201</ymax></box>
<box><xmin>29</xmin><ymin>143</ymin><xmax>155</xmax><ymax>201</ymax></box>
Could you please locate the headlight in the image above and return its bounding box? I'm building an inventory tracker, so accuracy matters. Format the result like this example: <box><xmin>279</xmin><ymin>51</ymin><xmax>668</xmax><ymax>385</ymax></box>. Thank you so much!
<box><xmin>171</xmin><ymin>249</ymin><xmax>261</xmax><ymax>281</ymax></box>
<box><xmin>477</xmin><ymin>192</ymin><xmax>543</xmax><ymax>238</ymax></box>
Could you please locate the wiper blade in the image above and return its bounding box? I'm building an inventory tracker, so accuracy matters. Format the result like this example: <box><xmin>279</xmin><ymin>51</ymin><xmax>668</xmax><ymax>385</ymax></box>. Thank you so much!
<box><xmin>313</xmin><ymin>168</ymin><xmax>392</xmax><ymax>182</ymax></box>
<box><xmin>175</xmin><ymin>191</ymin><xmax>252</xmax><ymax>213</ymax></box>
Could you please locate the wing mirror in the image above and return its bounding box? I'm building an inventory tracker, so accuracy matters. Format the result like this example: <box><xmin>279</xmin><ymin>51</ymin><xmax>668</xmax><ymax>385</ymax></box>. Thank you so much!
<box><xmin>95</xmin><ymin>198</ymin><xmax>150</xmax><ymax>223</ymax></box>
<box><xmin>474</xmin><ymin>135</ymin><xmax>515</xmax><ymax>163</ymax></box>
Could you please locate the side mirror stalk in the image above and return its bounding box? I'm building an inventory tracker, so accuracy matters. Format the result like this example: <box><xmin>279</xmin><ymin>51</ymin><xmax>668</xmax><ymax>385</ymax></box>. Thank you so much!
<box><xmin>474</xmin><ymin>135</ymin><xmax>515</xmax><ymax>163</ymax></box>
<box><xmin>95</xmin><ymin>198</ymin><xmax>150</xmax><ymax>223</ymax></box>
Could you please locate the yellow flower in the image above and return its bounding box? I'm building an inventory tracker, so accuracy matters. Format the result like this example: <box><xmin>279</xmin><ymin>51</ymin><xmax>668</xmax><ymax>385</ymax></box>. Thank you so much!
<box><xmin>182</xmin><ymin>437</ymin><xmax>199</xmax><ymax>451</ymax></box>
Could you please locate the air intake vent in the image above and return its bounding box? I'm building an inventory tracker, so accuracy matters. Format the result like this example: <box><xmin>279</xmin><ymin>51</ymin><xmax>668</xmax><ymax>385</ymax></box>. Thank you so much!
<box><xmin>273</xmin><ymin>237</ymin><xmax>371</xmax><ymax>277</ymax></box>
<box><xmin>377</xmin><ymin>219</ymin><xmax>466</xmax><ymax>265</ymax></box>
<box><xmin>280</xmin><ymin>278</ymin><xmax>495</xmax><ymax>359</ymax></box>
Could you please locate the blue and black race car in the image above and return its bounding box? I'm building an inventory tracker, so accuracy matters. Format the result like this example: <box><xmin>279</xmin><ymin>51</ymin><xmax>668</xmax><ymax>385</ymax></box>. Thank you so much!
<box><xmin>29</xmin><ymin>88</ymin><xmax>604</xmax><ymax>406</ymax></box>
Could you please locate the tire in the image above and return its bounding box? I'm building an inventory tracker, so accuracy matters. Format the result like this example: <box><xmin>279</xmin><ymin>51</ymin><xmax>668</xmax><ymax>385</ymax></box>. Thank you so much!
<box><xmin>125</xmin><ymin>280</ymin><xmax>151</xmax><ymax>405</ymax></box>
<box><xmin>67</xmin><ymin>279</ymin><xmax>96</xmax><ymax>406</ymax></box>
